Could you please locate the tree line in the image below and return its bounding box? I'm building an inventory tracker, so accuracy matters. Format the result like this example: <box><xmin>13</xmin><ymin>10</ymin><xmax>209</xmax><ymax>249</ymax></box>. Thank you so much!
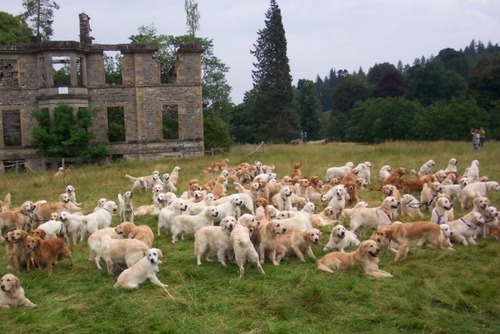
<box><xmin>1</xmin><ymin>0</ymin><xmax>499</xmax><ymax>157</ymax></box>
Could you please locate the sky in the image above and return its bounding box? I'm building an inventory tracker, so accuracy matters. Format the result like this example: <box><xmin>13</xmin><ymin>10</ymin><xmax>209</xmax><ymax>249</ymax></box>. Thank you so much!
<box><xmin>3</xmin><ymin>0</ymin><xmax>499</xmax><ymax>104</ymax></box>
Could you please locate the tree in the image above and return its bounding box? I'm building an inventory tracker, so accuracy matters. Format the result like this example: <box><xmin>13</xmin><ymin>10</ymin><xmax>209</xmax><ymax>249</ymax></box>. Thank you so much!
<box><xmin>21</xmin><ymin>0</ymin><xmax>60</xmax><ymax>41</ymax></box>
<box><xmin>373</xmin><ymin>68</ymin><xmax>406</xmax><ymax>98</ymax></box>
<box><xmin>248</xmin><ymin>0</ymin><xmax>299</xmax><ymax>142</ymax></box>
<box><xmin>0</xmin><ymin>11</ymin><xmax>33</xmax><ymax>44</ymax></box>
<box><xmin>331</xmin><ymin>75</ymin><xmax>370</xmax><ymax>114</ymax></box>
<box><xmin>32</xmin><ymin>104</ymin><xmax>108</xmax><ymax>159</ymax></box>
<box><xmin>295</xmin><ymin>79</ymin><xmax>322</xmax><ymax>140</ymax></box>
<box><xmin>129</xmin><ymin>24</ymin><xmax>234</xmax><ymax>149</ymax></box>
<box><xmin>367</xmin><ymin>63</ymin><xmax>396</xmax><ymax>85</ymax></box>
<box><xmin>185</xmin><ymin>0</ymin><xmax>200</xmax><ymax>37</ymax></box>
<box><xmin>405</xmin><ymin>62</ymin><xmax>467</xmax><ymax>106</ymax></box>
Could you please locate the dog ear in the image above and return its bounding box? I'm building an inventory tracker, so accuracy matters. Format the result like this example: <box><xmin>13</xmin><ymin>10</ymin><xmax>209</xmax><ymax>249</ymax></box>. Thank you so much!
<box><xmin>13</xmin><ymin>277</ymin><xmax>20</xmax><ymax>290</ymax></box>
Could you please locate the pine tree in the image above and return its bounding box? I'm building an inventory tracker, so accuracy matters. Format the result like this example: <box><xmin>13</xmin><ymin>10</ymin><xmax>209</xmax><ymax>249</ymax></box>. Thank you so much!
<box><xmin>21</xmin><ymin>0</ymin><xmax>60</xmax><ymax>42</ymax></box>
<box><xmin>249</xmin><ymin>0</ymin><xmax>299</xmax><ymax>142</ymax></box>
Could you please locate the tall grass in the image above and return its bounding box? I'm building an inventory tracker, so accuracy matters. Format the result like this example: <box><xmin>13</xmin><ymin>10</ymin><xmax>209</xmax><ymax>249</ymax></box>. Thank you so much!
<box><xmin>1</xmin><ymin>141</ymin><xmax>499</xmax><ymax>334</ymax></box>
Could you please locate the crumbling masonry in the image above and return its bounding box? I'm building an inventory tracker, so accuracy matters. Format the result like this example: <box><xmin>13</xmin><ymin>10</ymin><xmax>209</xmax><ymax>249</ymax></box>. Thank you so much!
<box><xmin>0</xmin><ymin>13</ymin><xmax>204</xmax><ymax>171</ymax></box>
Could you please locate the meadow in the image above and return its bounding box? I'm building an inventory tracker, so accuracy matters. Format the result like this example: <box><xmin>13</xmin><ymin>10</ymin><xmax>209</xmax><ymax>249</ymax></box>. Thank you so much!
<box><xmin>0</xmin><ymin>141</ymin><xmax>499</xmax><ymax>334</ymax></box>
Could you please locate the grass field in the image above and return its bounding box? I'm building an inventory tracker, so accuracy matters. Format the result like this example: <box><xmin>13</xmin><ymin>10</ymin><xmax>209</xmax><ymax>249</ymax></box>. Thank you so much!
<box><xmin>1</xmin><ymin>141</ymin><xmax>499</xmax><ymax>334</ymax></box>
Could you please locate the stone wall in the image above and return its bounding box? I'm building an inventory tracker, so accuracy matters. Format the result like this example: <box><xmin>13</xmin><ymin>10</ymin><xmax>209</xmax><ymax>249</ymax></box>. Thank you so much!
<box><xmin>0</xmin><ymin>15</ymin><xmax>204</xmax><ymax>172</ymax></box>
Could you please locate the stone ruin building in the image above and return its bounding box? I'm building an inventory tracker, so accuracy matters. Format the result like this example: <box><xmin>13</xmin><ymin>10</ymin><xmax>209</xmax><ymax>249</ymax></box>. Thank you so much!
<box><xmin>0</xmin><ymin>13</ymin><xmax>204</xmax><ymax>171</ymax></box>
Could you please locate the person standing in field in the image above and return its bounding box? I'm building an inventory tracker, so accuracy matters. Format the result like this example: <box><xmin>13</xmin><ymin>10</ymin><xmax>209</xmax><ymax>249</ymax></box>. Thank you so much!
<box><xmin>479</xmin><ymin>127</ymin><xmax>485</xmax><ymax>146</ymax></box>
<box><xmin>471</xmin><ymin>128</ymin><xmax>480</xmax><ymax>152</ymax></box>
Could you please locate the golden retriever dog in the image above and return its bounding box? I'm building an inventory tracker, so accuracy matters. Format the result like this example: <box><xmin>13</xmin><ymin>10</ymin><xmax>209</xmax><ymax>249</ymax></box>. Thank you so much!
<box><xmin>343</xmin><ymin>181</ymin><xmax>359</xmax><ymax>206</ymax></box>
<box><xmin>490</xmin><ymin>225</ymin><xmax>500</xmax><ymax>240</ymax></box>
<box><xmin>317</xmin><ymin>240</ymin><xmax>393</xmax><ymax>278</ymax></box>
<box><xmin>194</xmin><ymin>216</ymin><xmax>236</xmax><ymax>266</ymax></box>
<box><xmin>460</xmin><ymin>181</ymin><xmax>500</xmax><ymax>210</ymax></box>
<box><xmin>125</xmin><ymin>174</ymin><xmax>149</xmax><ymax>192</ymax></box>
<box><xmin>376</xmin><ymin>221</ymin><xmax>448</xmax><ymax>261</ymax></box>
<box><xmin>162</xmin><ymin>173</ymin><xmax>177</xmax><ymax>193</ymax></box>
<box><xmin>211</xmin><ymin>174</ymin><xmax>227</xmax><ymax>199</ymax></box>
<box><xmin>464</xmin><ymin>159</ymin><xmax>480</xmax><ymax>181</ymax></box>
<box><xmin>157</xmin><ymin>198</ymin><xmax>189</xmax><ymax>236</ymax></box>
<box><xmin>381</xmin><ymin>167</ymin><xmax>407</xmax><ymax>187</ymax></box>
<box><xmin>482</xmin><ymin>206</ymin><xmax>498</xmax><ymax>238</ymax></box>
<box><xmin>5</xmin><ymin>229</ymin><xmax>31</xmax><ymax>272</ymax></box>
<box><xmin>291</xmin><ymin>162</ymin><xmax>302</xmax><ymax>179</ymax></box>
<box><xmin>58</xmin><ymin>193</ymin><xmax>82</xmax><ymax>213</ymax></box>
<box><xmin>441</xmin><ymin>177</ymin><xmax>468</xmax><ymax>203</ymax></box>
<box><xmin>0</xmin><ymin>201</ymin><xmax>35</xmax><ymax>235</ymax></box>
<box><xmin>378</xmin><ymin>165</ymin><xmax>392</xmax><ymax>182</ymax></box>
<box><xmin>26</xmin><ymin>236</ymin><xmax>73</xmax><ymax>275</ymax></box>
<box><xmin>381</xmin><ymin>184</ymin><xmax>401</xmax><ymax>201</ymax></box>
<box><xmin>170</xmin><ymin>206</ymin><xmax>219</xmax><ymax>243</ymax></box>
<box><xmin>78</xmin><ymin>200</ymin><xmax>117</xmax><ymax>239</ymax></box>
<box><xmin>340</xmin><ymin>201</ymin><xmax>369</xmax><ymax>221</ymax></box>
<box><xmin>230</xmin><ymin>219</ymin><xmax>265</xmax><ymax>278</ymax></box>
<box><xmin>323</xmin><ymin>224</ymin><xmax>360</xmax><ymax>253</ymax></box>
<box><xmin>32</xmin><ymin>200</ymin><xmax>77</xmax><ymax>225</ymax></box>
<box><xmin>272</xmin><ymin>186</ymin><xmax>293</xmax><ymax>211</ymax></box>
<box><xmin>254</xmin><ymin>220</ymin><xmax>287</xmax><ymax>266</ymax></box>
<box><xmin>447</xmin><ymin>212</ymin><xmax>485</xmax><ymax>246</ymax></box>
<box><xmin>417</xmin><ymin>159</ymin><xmax>436</xmax><ymax>177</ymax></box>
<box><xmin>115</xmin><ymin>222</ymin><xmax>154</xmax><ymax>248</ymax></box>
<box><xmin>400</xmin><ymin>194</ymin><xmax>424</xmax><ymax>217</ymax></box>
<box><xmin>0</xmin><ymin>193</ymin><xmax>12</xmax><ymax>212</ymax></box>
<box><xmin>349</xmin><ymin>196</ymin><xmax>400</xmax><ymax>234</ymax></box>
<box><xmin>99</xmin><ymin>238</ymin><xmax>149</xmax><ymax>274</ymax></box>
<box><xmin>37</xmin><ymin>218</ymin><xmax>66</xmax><ymax>238</ymax></box>
<box><xmin>326</xmin><ymin>161</ymin><xmax>354</xmax><ymax>182</ymax></box>
<box><xmin>87</xmin><ymin>227</ymin><xmax>123</xmax><ymax>269</ymax></box>
<box><xmin>118</xmin><ymin>191</ymin><xmax>134</xmax><ymax>223</ymax></box>
<box><xmin>275</xmin><ymin>228</ymin><xmax>322</xmax><ymax>263</ymax></box>
<box><xmin>114</xmin><ymin>248</ymin><xmax>167</xmax><ymax>289</ymax></box>
<box><xmin>398</xmin><ymin>176</ymin><xmax>425</xmax><ymax>194</ymax></box>
<box><xmin>420</xmin><ymin>182</ymin><xmax>444</xmax><ymax>213</ymax></box>
<box><xmin>274</xmin><ymin>202</ymin><xmax>316</xmax><ymax>232</ymax></box>
<box><xmin>430</xmin><ymin>196</ymin><xmax>453</xmax><ymax>225</ymax></box>
<box><xmin>310</xmin><ymin>206</ymin><xmax>336</xmax><ymax>227</ymax></box>
<box><xmin>31</xmin><ymin>228</ymin><xmax>47</xmax><ymax>239</ymax></box>
<box><xmin>444</xmin><ymin>158</ymin><xmax>458</xmax><ymax>173</ymax></box>
<box><xmin>0</xmin><ymin>273</ymin><xmax>36</xmax><ymax>308</ymax></box>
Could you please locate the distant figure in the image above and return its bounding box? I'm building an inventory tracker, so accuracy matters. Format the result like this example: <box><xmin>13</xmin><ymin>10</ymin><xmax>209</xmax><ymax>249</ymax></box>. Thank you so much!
<box><xmin>479</xmin><ymin>127</ymin><xmax>485</xmax><ymax>146</ymax></box>
<box><xmin>471</xmin><ymin>128</ymin><xmax>480</xmax><ymax>152</ymax></box>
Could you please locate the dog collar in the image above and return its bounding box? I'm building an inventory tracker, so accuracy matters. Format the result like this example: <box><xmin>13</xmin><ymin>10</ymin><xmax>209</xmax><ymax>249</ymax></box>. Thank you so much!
<box><xmin>382</xmin><ymin>210</ymin><xmax>392</xmax><ymax>220</ymax></box>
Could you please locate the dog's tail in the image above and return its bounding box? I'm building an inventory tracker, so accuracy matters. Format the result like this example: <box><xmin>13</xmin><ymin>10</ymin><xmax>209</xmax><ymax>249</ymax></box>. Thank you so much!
<box><xmin>125</xmin><ymin>174</ymin><xmax>137</xmax><ymax>182</ymax></box>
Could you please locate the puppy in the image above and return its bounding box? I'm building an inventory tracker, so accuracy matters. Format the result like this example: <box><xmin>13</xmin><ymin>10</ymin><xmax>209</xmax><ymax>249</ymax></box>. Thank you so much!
<box><xmin>317</xmin><ymin>240</ymin><xmax>393</xmax><ymax>278</ymax></box>
<box><xmin>376</xmin><ymin>221</ymin><xmax>448</xmax><ymax>261</ymax></box>
<box><xmin>118</xmin><ymin>191</ymin><xmax>134</xmax><ymax>223</ymax></box>
<box><xmin>194</xmin><ymin>216</ymin><xmax>236</xmax><ymax>266</ymax></box>
<box><xmin>26</xmin><ymin>236</ymin><xmax>73</xmax><ymax>275</ymax></box>
<box><xmin>115</xmin><ymin>222</ymin><xmax>154</xmax><ymax>248</ymax></box>
<box><xmin>323</xmin><ymin>224</ymin><xmax>360</xmax><ymax>253</ymax></box>
<box><xmin>275</xmin><ymin>228</ymin><xmax>322</xmax><ymax>263</ymax></box>
<box><xmin>114</xmin><ymin>248</ymin><xmax>167</xmax><ymax>289</ymax></box>
<box><xmin>0</xmin><ymin>273</ymin><xmax>36</xmax><ymax>308</ymax></box>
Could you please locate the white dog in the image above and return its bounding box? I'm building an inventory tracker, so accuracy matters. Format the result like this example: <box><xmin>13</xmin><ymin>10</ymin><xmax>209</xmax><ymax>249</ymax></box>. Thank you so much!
<box><xmin>157</xmin><ymin>198</ymin><xmax>188</xmax><ymax>236</ymax></box>
<box><xmin>431</xmin><ymin>196</ymin><xmax>453</xmax><ymax>225</ymax></box>
<box><xmin>37</xmin><ymin>219</ymin><xmax>66</xmax><ymax>238</ymax></box>
<box><xmin>87</xmin><ymin>227</ymin><xmax>123</xmax><ymax>269</ymax></box>
<box><xmin>272</xmin><ymin>186</ymin><xmax>293</xmax><ymax>211</ymax></box>
<box><xmin>400</xmin><ymin>194</ymin><xmax>423</xmax><ymax>218</ymax></box>
<box><xmin>323</xmin><ymin>224</ymin><xmax>360</xmax><ymax>253</ymax></box>
<box><xmin>418</xmin><ymin>159</ymin><xmax>436</xmax><ymax>177</ymax></box>
<box><xmin>194</xmin><ymin>216</ymin><xmax>236</xmax><ymax>266</ymax></box>
<box><xmin>275</xmin><ymin>202</ymin><xmax>316</xmax><ymax>232</ymax></box>
<box><xmin>0</xmin><ymin>273</ymin><xmax>36</xmax><ymax>308</ymax></box>
<box><xmin>447</xmin><ymin>212</ymin><xmax>485</xmax><ymax>246</ymax></box>
<box><xmin>230</xmin><ymin>217</ymin><xmax>264</xmax><ymax>278</ymax></box>
<box><xmin>349</xmin><ymin>196</ymin><xmax>399</xmax><ymax>234</ymax></box>
<box><xmin>326</xmin><ymin>162</ymin><xmax>354</xmax><ymax>181</ymax></box>
<box><xmin>79</xmin><ymin>200</ymin><xmax>117</xmax><ymax>239</ymax></box>
<box><xmin>99</xmin><ymin>238</ymin><xmax>149</xmax><ymax>274</ymax></box>
<box><xmin>460</xmin><ymin>181</ymin><xmax>500</xmax><ymax>210</ymax></box>
<box><xmin>463</xmin><ymin>160</ymin><xmax>480</xmax><ymax>181</ymax></box>
<box><xmin>441</xmin><ymin>178</ymin><xmax>468</xmax><ymax>203</ymax></box>
<box><xmin>378</xmin><ymin>165</ymin><xmax>392</xmax><ymax>182</ymax></box>
<box><xmin>444</xmin><ymin>158</ymin><xmax>458</xmax><ymax>173</ymax></box>
<box><xmin>118</xmin><ymin>191</ymin><xmax>134</xmax><ymax>223</ymax></box>
<box><xmin>170</xmin><ymin>206</ymin><xmax>219</xmax><ymax>243</ymax></box>
<box><xmin>114</xmin><ymin>248</ymin><xmax>167</xmax><ymax>289</ymax></box>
